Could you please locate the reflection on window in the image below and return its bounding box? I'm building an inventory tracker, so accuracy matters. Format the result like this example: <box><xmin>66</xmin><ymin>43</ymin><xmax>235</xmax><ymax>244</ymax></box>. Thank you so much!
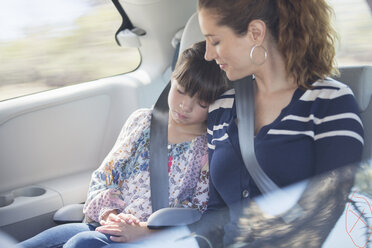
<box><xmin>330</xmin><ymin>0</ymin><xmax>372</xmax><ymax>66</ymax></box>
<box><xmin>0</xmin><ymin>0</ymin><xmax>140</xmax><ymax>101</ymax></box>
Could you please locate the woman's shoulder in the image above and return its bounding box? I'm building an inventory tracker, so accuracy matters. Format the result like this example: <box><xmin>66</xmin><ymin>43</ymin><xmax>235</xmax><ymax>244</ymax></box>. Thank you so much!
<box><xmin>207</xmin><ymin>89</ymin><xmax>236</xmax><ymax>140</ymax></box>
<box><xmin>209</xmin><ymin>88</ymin><xmax>235</xmax><ymax>115</ymax></box>
<box><xmin>300</xmin><ymin>78</ymin><xmax>355</xmax><ymax>102</ymax></box>
<box><xmin>313</xmin><ymin>77</ymin><xmax>353</xmax><ymax>91</ymax></box>
<box><xmin>296</xmin><ymin>78</ymin><xmax>361</xmax><ymax>120</ymax></box>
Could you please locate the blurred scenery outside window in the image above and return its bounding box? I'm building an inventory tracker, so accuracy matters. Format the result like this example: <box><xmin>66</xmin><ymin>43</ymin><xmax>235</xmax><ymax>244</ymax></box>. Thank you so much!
<box><xmin>330</xmin><ymin>0</ymin><xmax>372</xmax><ymax>66</ymax></box>
<box><xmin>0</xmin><ymin>0</ymin><xmax>140</xmax><ymax>101</ymax></box>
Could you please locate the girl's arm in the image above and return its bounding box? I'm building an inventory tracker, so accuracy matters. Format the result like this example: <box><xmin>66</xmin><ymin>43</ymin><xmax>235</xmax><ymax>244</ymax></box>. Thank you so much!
<box><xmin>83</xmin><ymin>109</ymin><xmax>151</xmax><ymax>222</ymax></box>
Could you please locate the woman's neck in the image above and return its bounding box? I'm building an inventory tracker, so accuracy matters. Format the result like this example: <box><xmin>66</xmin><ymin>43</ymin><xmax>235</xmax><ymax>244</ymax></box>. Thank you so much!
<box><xmin>254</xmin><ymin>46</ymin><xmax>297</xmax><ymax>95</ymax></box>
<box><xmin>252</xmin><ymin>47</ymin><xmax>298</xmax><ymax>134</ymax></box>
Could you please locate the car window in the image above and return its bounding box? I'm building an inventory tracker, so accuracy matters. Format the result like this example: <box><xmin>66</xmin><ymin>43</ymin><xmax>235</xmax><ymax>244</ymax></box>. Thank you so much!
<box><xmin>0</xmin><ymin>0</ymin><xmax>141</xmax><ymax>101</ymax></box>
<box><xmin>330</xmin><ymin>0</ymin><xmax>372</xmax><ymax>66</ymax></box>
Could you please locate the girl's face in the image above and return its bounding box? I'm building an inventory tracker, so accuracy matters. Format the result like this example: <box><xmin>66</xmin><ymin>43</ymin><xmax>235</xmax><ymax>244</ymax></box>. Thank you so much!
<box><xmin>168</xmin><ymin>79</ymin><xmax>209</xmax><ymax>126</ymax></box>
<box><xmin>198</xmin><ymin>8</ymin><xmax>255</xmax><ymax>81</ymax></box>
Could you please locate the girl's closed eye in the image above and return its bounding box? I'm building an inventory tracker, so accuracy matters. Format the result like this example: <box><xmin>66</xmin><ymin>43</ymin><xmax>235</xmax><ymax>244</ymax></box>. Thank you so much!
<box><xmin>177</xmin><ymin>87</ymin><xmax>186</xmax><ymax>95</ymax></box>
<box><xmin>198</xmin><ymin>101</ymin><xmax>209</xmax><ymax>109</ymax></box>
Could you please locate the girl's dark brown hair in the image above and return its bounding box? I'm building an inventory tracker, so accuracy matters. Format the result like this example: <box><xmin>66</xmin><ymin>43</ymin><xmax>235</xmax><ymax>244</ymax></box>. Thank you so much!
<box><xmin>198</xmin><ymin>0</ymin><xmax>339</xmax><ymax>88</ymax></box>
<box><xmin>172</xmin><ymin>40</ymin><xmax>228</xmax><ymax>104</ymax></box>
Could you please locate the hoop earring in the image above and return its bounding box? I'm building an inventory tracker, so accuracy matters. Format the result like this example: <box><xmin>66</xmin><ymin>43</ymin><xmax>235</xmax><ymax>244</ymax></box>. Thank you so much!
<box><xmin>250</xmin><ymin>44</ymin><xmax>268</xmax><ymax>66</ymax></box>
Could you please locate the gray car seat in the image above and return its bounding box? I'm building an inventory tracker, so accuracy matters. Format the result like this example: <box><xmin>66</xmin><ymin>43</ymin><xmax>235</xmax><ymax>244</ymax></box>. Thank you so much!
<box><xmin>336</xmin><ymin>66</ymin><xmax>372</xmax><ymax>162</ymax></box>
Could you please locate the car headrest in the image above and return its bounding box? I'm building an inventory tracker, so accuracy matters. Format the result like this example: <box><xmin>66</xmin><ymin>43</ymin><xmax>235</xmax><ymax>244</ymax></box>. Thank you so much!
<box><xmin>179</xmin><ymin>12</ymin><xmax>204</xmax><ymax>55</ymax></box>
<box><xmin>336</xmin><ymin>66</ymin><xmax>372</xmax><ymax>112</ymax></box>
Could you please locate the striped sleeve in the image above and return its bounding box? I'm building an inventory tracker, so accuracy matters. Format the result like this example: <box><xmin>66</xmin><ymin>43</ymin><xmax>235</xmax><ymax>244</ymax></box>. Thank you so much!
<box><xmin>207</xmin><ymin>89</ymin><xmax>235</xmax><ymax>153</ymax></box>
<box><xmin>313</xmin><ymin>79</ymin><xmax>363</xmax><ymax>173</ymax></box>
<box><xmin>292</xmin><ymin>79</ymin><xmax>363</xmax><ymax>173</ymax></box>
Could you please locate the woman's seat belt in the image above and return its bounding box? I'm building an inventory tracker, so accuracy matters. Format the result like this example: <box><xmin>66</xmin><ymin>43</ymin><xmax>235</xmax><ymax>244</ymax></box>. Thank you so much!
<box><xmin>234</xmin><ymin>76</ymin><xmax>281</xmax><ymax>194</ymax></box>
<box><xmin>234</xmin><ymin>76</ymin><xmax>303</xmax><ymax>223</ymax></box>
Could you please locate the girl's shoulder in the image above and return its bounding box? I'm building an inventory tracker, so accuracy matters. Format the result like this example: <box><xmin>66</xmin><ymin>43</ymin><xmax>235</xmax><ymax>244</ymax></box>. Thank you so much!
<box><xmin>127</xmin><ymin>108</ymin><xmax>152</xmax><ymax>122</ymax></box>
<box><xmin>123</xmin><ymin>108</ymin><xmax>152</xmax><ymax>133</ymax></box>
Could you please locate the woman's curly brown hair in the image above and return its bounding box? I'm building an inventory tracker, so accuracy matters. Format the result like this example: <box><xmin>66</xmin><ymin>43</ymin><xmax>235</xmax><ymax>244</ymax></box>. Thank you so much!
<box><xmin>198</xmin><ymin>0</ymin><xmax>339</xmax><ymax>89</ymax></box>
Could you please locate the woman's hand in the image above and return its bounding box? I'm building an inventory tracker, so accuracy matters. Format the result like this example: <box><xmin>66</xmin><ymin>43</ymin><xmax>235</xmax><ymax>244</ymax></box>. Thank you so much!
<box><xmin>96</xmin><ymin>220</ymin><xmax>156</xmax><ymax>243</ymax></box>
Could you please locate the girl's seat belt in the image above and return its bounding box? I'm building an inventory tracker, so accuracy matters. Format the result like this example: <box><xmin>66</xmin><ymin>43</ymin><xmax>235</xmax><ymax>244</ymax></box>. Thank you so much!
<box><xmin>149</xmin><ymin>82</ymin><xmax>171</xmax><ymax>212</ymax></box>
<box><xmin>148</xmin><ymin>81</ymin><xmax>202</xmax><ymax>228</ymax></box>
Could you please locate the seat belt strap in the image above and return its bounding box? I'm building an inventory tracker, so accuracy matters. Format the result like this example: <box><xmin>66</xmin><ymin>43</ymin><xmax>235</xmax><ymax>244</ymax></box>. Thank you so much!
<box><xmin>234</xmin><ymin>76</ymin><xmax>303</xmax><ymax>223</ymax></box>
<box><xmin>147</xmin><ymin>82</ymin><xmax>201</xmax><ymax>229</ymax></box>
<box><xmin>234</xmin><ymin>76</ymin><xmax>280</xmax><ymax>194</ymax></box>
<box><xmin>149</xmin><ymin>82</ymin><xmax>171</xmax><ymax>212</ymax></box>
<box><xmin>149</xmin><ymin>42</ymin><xmax>180</xmax><ymax>212</ymax></box>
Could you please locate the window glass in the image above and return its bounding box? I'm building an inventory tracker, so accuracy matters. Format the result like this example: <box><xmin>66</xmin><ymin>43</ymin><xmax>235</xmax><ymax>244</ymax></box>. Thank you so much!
<box><xmin>330</xmin><ymin>0</ymin><xmax>372</xmax><ymax>66</ymax></box>
<box><xmin>0</xmin><ymin>0</ymin><xmax>140</xmax><ymax>101</ymax></box>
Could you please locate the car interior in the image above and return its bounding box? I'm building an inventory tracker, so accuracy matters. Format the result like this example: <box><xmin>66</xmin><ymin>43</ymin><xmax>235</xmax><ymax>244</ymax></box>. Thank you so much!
<box><xmin>0</xmin><ymin>0</ymin><xmax>371</xmax><ymax>247</ymax></box>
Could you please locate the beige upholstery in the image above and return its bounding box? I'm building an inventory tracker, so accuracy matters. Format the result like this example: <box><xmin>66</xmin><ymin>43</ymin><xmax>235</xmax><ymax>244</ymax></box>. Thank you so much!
<box><xmin>179</xmin><ymin>12</ymin><xmax>204</xmax><ymax>54</ymax></box>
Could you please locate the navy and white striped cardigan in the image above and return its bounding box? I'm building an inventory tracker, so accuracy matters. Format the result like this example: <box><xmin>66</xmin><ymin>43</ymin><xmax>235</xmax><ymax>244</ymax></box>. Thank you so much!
<box><xmin>203</xmin><ymin>78</ymin><xmax>364</xmax><ymax>245</ymax></box>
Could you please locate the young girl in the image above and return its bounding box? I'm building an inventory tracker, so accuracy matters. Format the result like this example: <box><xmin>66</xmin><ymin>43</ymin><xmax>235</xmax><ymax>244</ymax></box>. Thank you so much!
<box><xmin>18</xmin><ymin>40</ymin><xmax>228</xmax><ymax>248</ymax></box>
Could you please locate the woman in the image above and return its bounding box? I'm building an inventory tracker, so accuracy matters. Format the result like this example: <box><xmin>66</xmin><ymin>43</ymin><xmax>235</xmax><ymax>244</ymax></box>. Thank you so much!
<box><xmin>17</xmin><ymin>41</ymin><xmax>228</xmax><ymax>248</ymax></box>
<box><xmin>190</xmin><ymin>0</ymin><xmax>364</xmax><ymax>246</ymax></box>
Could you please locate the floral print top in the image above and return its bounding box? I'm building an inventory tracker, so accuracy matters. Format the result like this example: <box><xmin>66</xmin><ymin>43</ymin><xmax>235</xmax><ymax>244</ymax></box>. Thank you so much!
<box><xmin>83</xmin><ymin>108</ymin><xmax>209</xmax><ymax>222</ymax></box>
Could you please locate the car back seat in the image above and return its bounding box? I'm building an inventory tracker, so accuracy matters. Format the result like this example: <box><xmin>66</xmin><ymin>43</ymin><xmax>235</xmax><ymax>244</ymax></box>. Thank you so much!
<box><xmin>54</xmin><ymin>12</ymin><xmax>372</xmax><ymax>225</ymax></box>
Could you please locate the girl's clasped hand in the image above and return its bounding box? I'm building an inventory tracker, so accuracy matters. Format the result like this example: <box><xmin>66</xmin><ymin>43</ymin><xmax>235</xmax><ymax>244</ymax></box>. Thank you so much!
<box><xmin>97</xmin><ymin>213</ymin><xmax>153</xmax><ymax>243</ymax></box>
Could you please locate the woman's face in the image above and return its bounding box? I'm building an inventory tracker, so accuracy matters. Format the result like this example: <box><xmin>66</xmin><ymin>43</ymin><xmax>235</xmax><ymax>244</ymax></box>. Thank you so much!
<box><xmin>168</xmin><ymin>79</ymin><xmax>209</xmax><ymax>126</ymax></box>
<box><xmin>198</xmin><ymin>8</ymin><xmax>255</xmax><ymax>81</ymax></box>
